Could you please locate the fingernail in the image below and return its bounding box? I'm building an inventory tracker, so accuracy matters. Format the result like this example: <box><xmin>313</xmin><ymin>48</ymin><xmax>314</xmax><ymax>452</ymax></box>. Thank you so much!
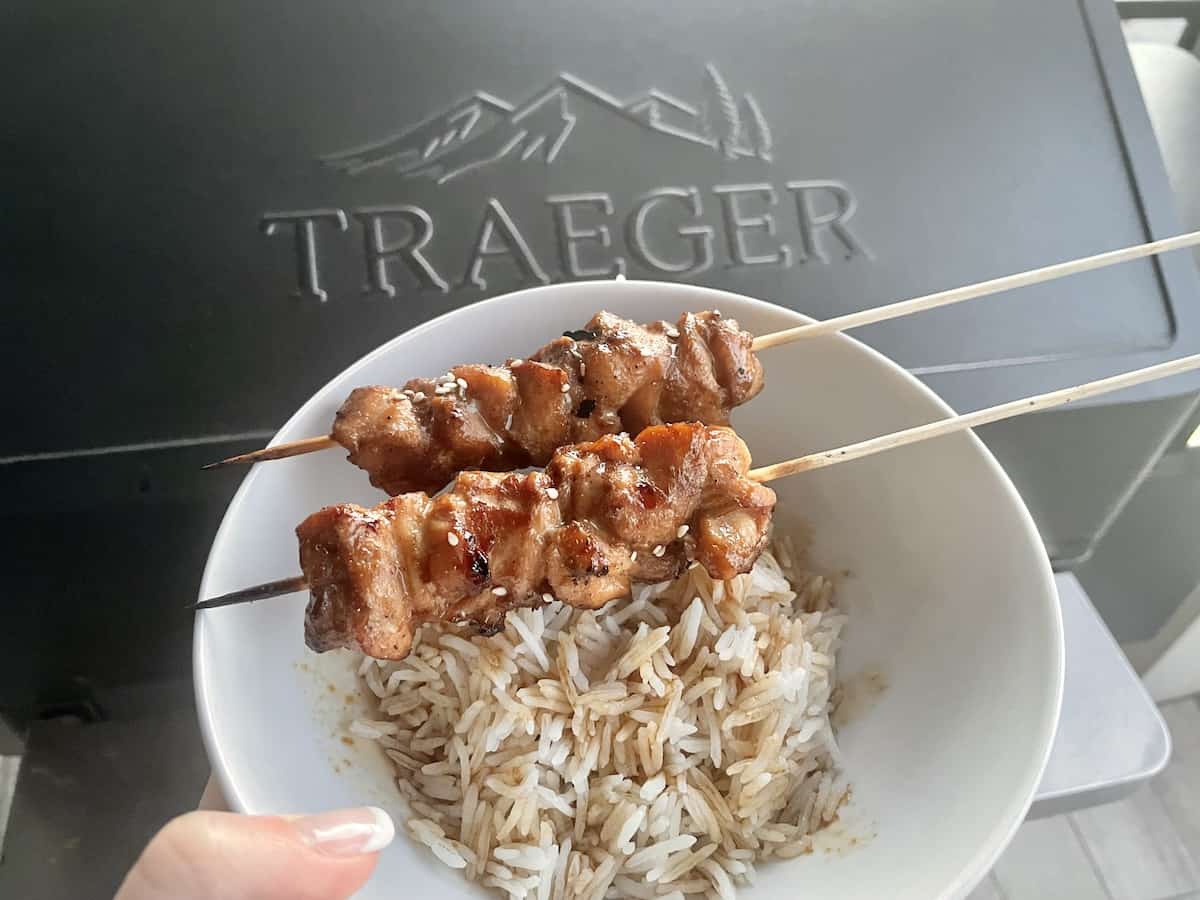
<box><xmin>294</xmin><ymin>806</ymin><xmax>395</xmax><ymax>856</ymax></box>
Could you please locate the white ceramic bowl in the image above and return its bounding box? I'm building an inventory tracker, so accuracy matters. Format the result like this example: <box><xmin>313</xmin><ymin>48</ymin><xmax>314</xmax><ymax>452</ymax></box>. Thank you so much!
<box><xmin>195</xmin><ymin>281</ymin><xmax>1063</xmax><ymax>900</ymax></box>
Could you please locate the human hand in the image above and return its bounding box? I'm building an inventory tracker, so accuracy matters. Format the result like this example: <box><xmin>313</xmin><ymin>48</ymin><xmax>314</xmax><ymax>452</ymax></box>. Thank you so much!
<box><xmin>114</xmin><ymin>778</ymin><xmax>393</xmax><ymax>900</ymax></box>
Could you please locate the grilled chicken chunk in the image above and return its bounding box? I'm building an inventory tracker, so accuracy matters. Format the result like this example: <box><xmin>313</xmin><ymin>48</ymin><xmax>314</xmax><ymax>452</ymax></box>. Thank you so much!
<box><xmin>331</xmin><ymin>310</ymin><xmax>764</xmax><ymax>495</ymax></box>
<box><xmin>298</xmin><ymin>423</ymin><xmax>776</xmax><ymax>660</ymax></box>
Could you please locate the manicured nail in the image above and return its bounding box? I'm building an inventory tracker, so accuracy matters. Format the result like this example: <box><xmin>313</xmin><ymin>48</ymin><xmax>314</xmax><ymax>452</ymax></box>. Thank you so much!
<box><xmin>294</xmin><ymin>807</ymin><xmax>395</xmax><ymax>856</ymax></box>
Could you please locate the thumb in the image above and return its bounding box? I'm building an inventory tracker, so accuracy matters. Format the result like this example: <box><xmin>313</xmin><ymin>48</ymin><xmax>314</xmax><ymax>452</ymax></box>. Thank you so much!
<box><xmin>115</xmin><ymin>807</ymin><xmax>394</xmax><ymax>900</ymax></box>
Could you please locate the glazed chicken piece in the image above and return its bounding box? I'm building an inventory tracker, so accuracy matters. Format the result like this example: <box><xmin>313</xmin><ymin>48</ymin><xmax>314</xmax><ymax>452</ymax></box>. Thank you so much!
<box><xmin>331</xmin><ymin>310</ymin><xmax>764</xmax><ymax>495</ymax></box>
<box><xmin>298</xmin><ymin>423</ymin><xmax>776</xmax><ymax>660</ymax></box>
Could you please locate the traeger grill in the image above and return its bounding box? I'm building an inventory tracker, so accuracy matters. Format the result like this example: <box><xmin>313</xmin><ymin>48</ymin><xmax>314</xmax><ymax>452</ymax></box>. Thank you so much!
<box><xmin>0</xmin><ymin>0</ymin><xmax>1191</xmax><ymax>879</ymax></box>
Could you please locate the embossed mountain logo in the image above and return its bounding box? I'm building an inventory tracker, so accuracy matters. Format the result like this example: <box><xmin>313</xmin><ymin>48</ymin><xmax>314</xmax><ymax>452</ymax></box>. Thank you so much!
<box><xmin>321</xmin><ymin>64</ymin><xmax>773</xmax><ymax>183</ymax></box>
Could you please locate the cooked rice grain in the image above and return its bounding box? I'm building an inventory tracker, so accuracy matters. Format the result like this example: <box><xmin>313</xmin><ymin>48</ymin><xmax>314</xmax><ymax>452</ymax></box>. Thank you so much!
<box><xmin>354</xmin><ymin>544</ymin><xmax>848</xmax><ymax>898</ymax></box>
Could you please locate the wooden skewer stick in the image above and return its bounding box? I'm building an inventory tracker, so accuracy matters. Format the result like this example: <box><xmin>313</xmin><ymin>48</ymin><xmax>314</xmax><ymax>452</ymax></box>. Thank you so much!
<box><xmin>197</xmin><ymin>351</ymin><xmax>1200</xmax><ymax>611</ymax></box>
<box><xmin>201</xmin><ymin>434</ymin><xmax>338</xmax><ymax>469</ymax></box>
<box><xmin>748</xmin><ymin>352</ymin><xmax>1200</xmax><ymax>482</ymax></box>
<box><xmin>193</xmin><ymin>575</ymin><xmax>308</xmax><ymax>610</ymax></box>
<box><xmin>204</xmin><ymin>229</ymin><xmax>1200</xmax><ymax>470</ymax></box>
<box><xmin>749</xmin><ymin>229</ymin><xmax>1200</xmax><ymax>351</ymax></box>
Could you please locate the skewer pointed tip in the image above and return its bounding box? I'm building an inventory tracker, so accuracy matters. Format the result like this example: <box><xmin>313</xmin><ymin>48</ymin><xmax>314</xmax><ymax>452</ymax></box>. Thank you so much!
<box><xmin>200</xmin><ymin>435</ymin><xmax>339</xmax><ymax>470</ymax></box>
<box><xmin>192</xmin><ymin>575</ymin><xmax>308</xmax><ymax>610</ymax></box>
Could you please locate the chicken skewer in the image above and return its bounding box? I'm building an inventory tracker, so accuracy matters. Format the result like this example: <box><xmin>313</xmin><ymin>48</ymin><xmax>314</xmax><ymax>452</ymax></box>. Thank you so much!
<box><xmin>197</xmin><ymin>350</ymin><xmax>1200</xmax><ymax>661</ymax></box>
<box><xmin>209</xmin><ymin>310</ymin><xmax>764</xmax><ymax>495</ymax></box>
<box><xmin>206</xmin><ymin>229</ymin><xmax>1200</xmax><ymax>490</ymax></box>
<box><xmin>257</xmin><ymin>423</ymin><xmax>771</xmax><ymax>661</ymax></box>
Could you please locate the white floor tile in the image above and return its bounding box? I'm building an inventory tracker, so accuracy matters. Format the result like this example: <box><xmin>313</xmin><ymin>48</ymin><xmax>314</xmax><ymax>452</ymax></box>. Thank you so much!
<box><xmin>991</xmin><ymin>815</ymin><xmax>1109</xmax><ymax>900</ymax></box>
<box><xmin>1072</xmin><ymin>784</ymin><xmax>1200</xmax><ymax>900</ymax></box>
<box><xmin>0</xmin><ymin>755</ymin><xmax>21</xmax><ymax>861</ymax></box>
<box><xmin>1121</xmin><ymin>19</ymin><xmax>1188</xmax><ymax>47</ymax></box>
<box><xmin>1157</xmin><ymin>699</ymin><xmax>1200</xmax><ymax>859</ymax></box>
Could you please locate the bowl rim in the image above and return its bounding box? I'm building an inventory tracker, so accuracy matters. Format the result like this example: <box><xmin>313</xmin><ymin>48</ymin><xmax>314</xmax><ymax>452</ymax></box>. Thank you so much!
<box><xmin>194</xmin><ymin>278</ymin><xmax>1064</xmax><ymax>899</ymax></box>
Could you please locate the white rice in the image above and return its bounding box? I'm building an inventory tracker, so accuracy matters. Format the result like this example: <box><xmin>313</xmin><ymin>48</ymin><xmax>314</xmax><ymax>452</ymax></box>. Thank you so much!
<box><xmin>354</xmin><ymin>538</ymin><xmax>848</xmax><ymax>898</ymax></box>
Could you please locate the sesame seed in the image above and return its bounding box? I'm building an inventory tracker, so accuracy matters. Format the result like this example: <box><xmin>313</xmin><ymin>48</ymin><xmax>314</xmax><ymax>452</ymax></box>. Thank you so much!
<box><xmin>542</xmin><ymin>593</ymin><xmax>553</xmax><ymax>604</ymax></box>
<box><xmin>630</xmin><ymin>551</ymin><xmax>638</xmax><ymax>562</ymax></box>
<box><xmin>511</xmin><ymin>358</ymin><xmax>523</xmax><ymax>367</ymax></box>
<box><xmin>402</xmin><ymin>389</ymin><xmax>414</xmax><ymax>397</ymax></box>
<box><xmin>677</xmin><ymin>525</ymin><xmax>689</xmax><ymax>538</ymax></box>
<box><xmin>447</xmin><ymin>532</ymin><xmax>459</xmax><ymax>547</ymax></box>
<box><xmin>652</xmin><ymin>544</ymin><xmax>666</xmax><ymax>557</ymax></box>
<box><xmin>560</xmin><ymin>382</ymin><xmax>570</xmax><ymax>393</ymax></box>
<box><xmin>546</xmin><ymin>487</ymin><xmax>559</xmax><ymax>500</ymax></box>
<box><xmin>456</xmin><ymin>377</ymin><xmax>468</xmax><ymax>390</ymax></box>
<box><xmin>492</xmin><ymin>586</ymin><xmax>508</xmax><ymax>596</ymax></box>
<box><xmin>579</xmin><ymin>361</ymin><xmax>586</xmax><ymax>376</ymax></box>
<box><xmin>413</xmin><ymin>391</ymin><xmax>425</xmax><ymax>402</ymax></box>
